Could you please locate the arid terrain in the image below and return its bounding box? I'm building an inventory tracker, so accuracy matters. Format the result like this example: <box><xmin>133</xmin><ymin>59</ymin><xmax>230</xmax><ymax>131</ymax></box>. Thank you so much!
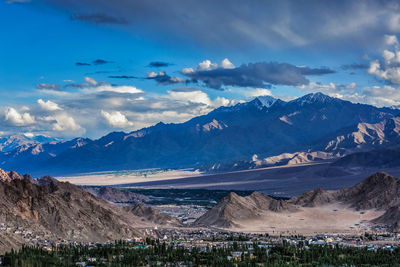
<box><xmin>194</xmin><ymin>172</ymin><xmax>400</xmax><ymax>234</ymax></box>
<box><xmin>221</xmin><ymin>203</ymin><xmax>383</xmax><ymax>235</ymax></box>
<box><xmin>58</xmin><ymin>169</ymin><xmax>202</xmax><ymax>186</ymax></box>
<box><xmin>2</xmin><ymin>169</ymin><xmax>400</xmax><ymax>254</ymax></box>
<box><xmin>58</xmin><ymin>162</ymin><xmax>400</xmax><ymax>197</ymax></box>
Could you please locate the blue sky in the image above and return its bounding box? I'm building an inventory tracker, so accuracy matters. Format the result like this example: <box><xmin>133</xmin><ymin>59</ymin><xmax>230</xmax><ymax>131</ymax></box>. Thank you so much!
<box><xmin>1</xmin><ymin>0</ymin><xmax>400</xmax><ymax>138</ymax></box>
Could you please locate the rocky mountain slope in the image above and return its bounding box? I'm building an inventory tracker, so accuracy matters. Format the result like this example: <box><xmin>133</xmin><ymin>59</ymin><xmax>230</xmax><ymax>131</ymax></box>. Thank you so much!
<box><xmin>291</xmin><ymin>172</ymin><xmax>400</xmax><ymax>210</ymax></box>
<box><xmin>0</xmin><ymin>169</ymin><xmax>193</xmax><ymax>253</ymax></box>
<box><xmin>332</xmin><ymin>148</ymin><xmax>400</xmax><ymax>168</ymax></box>
<box><xmin>0</xmin><ymin>93</ymin><xmax>398</xmax><ymax>175</ymax></box>
<box><xmin>80</xmin><ymin>186</ymin><xmax>150</xmax><ymax>204</ymax></box>
<box><xmin>195</xmin><ymin>192</ymin><xmax>297</xmax><ymax>228</ymax></box>
<box><xmin>0</xmin><ymin>134</ymin><xmax>58</xmax><ymax>152</ymax></box>
<box><xmin>123</xmin><ymin>204</ymin><xmax>182</xmax><ymax>227</ymax></box>
<box><xmin>322</xmin><ymin>117</ymin><xmax>400</xmax><ymax>153</ymax></box>
<box><xmin>0</xmin><ymin>171</ymin><xmax>143</xmax><ymax>244</ymax></box>
<box><xmin>373</xmin><ymin>206</ymin><xmax>400</xmax><ymax>232</ymax></box>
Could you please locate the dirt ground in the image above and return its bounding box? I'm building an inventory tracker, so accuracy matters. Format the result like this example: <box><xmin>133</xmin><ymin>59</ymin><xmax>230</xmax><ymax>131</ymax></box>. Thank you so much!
<box><xmin>231</xmin><ymin>204</ymin><xmax>384</xmax><ymax>236</ymax></box>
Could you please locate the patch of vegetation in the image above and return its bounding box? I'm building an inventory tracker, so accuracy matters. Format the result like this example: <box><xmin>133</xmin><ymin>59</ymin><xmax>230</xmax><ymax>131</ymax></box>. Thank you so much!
<box><xmin>125</xmin><ymin>188</ymin><xmax>252</xmax><ymax>207</ymax></box>
<box><xmin>2</xmin><ymin>240</ymin><xmax>400</xmax><ymax>266</ymax></box>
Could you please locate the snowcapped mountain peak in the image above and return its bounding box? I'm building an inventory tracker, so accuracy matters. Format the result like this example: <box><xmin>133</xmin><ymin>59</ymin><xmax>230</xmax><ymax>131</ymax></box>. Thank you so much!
<box><xmin>255</xmin><ymin>95</ymin><xmax>278</xmax><ymax>108</ymax></box>
<box><xmin>293</xmin><ymin>92</ymin><xmax>334</xmax><ymax>105</ymax></box>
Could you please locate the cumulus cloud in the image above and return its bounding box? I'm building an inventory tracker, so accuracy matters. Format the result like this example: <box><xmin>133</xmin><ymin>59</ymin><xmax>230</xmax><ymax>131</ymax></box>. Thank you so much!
<box><xmin>43</xmin><ymin>114</ymin><xmax>83</xmax><ymax>132</ymax></box>
<box><xmin>220</xmin><ymin>58</ymin><xmax>235</xmax><ymax>69</ymax></box>
<box><xmin>368</xmin><ymin>35</ymin><xmax>400</xmax><ymax>85</ymax></box>
<box><xmin>37</xmin><ymin>99</ymin><xmax>62</xmax><ymax>111</ymax></box>
<box><xmin>182</xmin><ymin>60</ymin><xmax>334</xmax><ymax>90</ymax></box>
<box><xmin>4</xmin><ymin>108</ymin><xmax>35</xmax><ymax>126</ymax></box>
<box><xmin>101</xmin><ymin>110</ymin><xmax>133</xmax><ymax>128</ymax></box>
<box><xmin>167</xmin><ymin>88</ymin><xmax>236</xmax><ymax>108</ymax></box>
<box><xmin>298</xmin><ymin>81</ymin><xmax>356</xmax><ymax>95</ymax></box>
<box><xmin>84</xmin><ymin>76</ymin><xmax>98</xmax><ymax>86</ymax></box>
<box><xmin>298</xmin><ymin>80</ymin><xmax>400</xmax><ymax>107</ymax></box>
<box><xmin>244</xmin><ymin>88</ymin><xmax>273</xmax><ymax>98</ymax></box>
<box><xmin>64</xmin><ymin>77</ymin><xmax>143</xmax><ymax>94</ymax></box>
<box><xmin>182</xmin><ymin>58</ymin><xmax>232</xmax><ymax>75</ymax></box>
<box><xmin>90</xmin><ymin>84</ymin><xmax>142</xmax><ymax>94</ymax></box>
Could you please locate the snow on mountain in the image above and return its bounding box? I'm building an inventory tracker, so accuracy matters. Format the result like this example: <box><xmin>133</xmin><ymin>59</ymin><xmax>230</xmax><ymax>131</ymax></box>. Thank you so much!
<box><xmin>256</xmin><ymin>95</ymin><xmax>278</xmax><ymax>108</ymax></box>
<box><xmin>1</xmin><ymin>92</ymin><xmax>399</xmax><ymax>175</ymax></box>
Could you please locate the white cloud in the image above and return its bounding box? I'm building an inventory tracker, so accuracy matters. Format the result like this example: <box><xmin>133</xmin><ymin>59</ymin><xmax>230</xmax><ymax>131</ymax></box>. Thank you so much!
<box><xmin>385</xmin><ymin>34</ymin><xmax>399</xmax><ymax>47</ymax></box>
<box><xmin>182</xmin><ymin>58</ymin><xmax>235</xmax><ymax>74</ymax></box>
<box><xmin>181</xmin><ymin>67</ymin><xmax>195</xmax><ymax>74</ymax></box>
<box><xmin>168</xmin><ymin>90</ymin><xmax>213</xmax><ymax>105</ymax></box>
<box><xmin>5</xmin><ymin>108</ymin><xmax>35</xmax><ymax>126</ymax></box>
<box><xmin>167</xmin><ymin>89</ymin><xmax>235</xmax><ymax>108</ymax></box>
<box><xmin>84</xmin><ymin>76</ymin><xmax>98</xmax><ymax>86</ymax></box>
<box><xmin>2</xmin><ymin>75</ymin><xmax>244</xmax><ymax>137</ymax></box>
<box><xmin>299</xmin><ymin>79</ymin><xmax>400</xmax><ymax>107</ymax></box>
<box><xmin>245</xmin><ymin>88</ymin><xmax>273</xmax><ymax>97</ymax></box>
<box><xmin>74</xmin><ymin>77</ymin><xmax>143</xmax><ymax>94</ymax></box>
<box><xmin>198</xmin><ymin>60</ymin><xmax>218</xmax><ymax>71</ymax></box>
<box><xmin>298</xmin><ymin>81</ymin><xmax>357</xmax><ymax>96</ymax></box>
<box><xmin>83</xmin><ymin>84</ymin><xmax>143</xmax><ymax>94</ymax></box>
<box><xmin>37</xmin><ymin>99</ymin><xmax>62</xmax><ymax>111</ymax></box>
<box><xmin>101</xmin><ymin>110</ymin><xmax>133</xmax><ymax>128</ymax></box>
<box><xmin>146</xmin><ymin>71</ymin><xmax>158</xmax><ymax>78</ymax></box>
<box><xmin>220</xmin><ymin>58</ymin><xmax>235</xmax><ymax>69</ymax></box>
<box><xmin>43</xmin><ymin>114</ymin><xmax>82</xmax><ymax>132</ymax></box>
<box><xmin>368</xmin><ymin>36</ymin><xmax>400</xmax><ymax>85</ymax></box>
<box><xmin>23</xmin><ymin>132</ymin><xmax>35</xmax><ymax>138</ymax></box>
<box><xmin>38</xmin><ymin>89</ymin><xmax>71</xmax><ymax>97</ymax></box>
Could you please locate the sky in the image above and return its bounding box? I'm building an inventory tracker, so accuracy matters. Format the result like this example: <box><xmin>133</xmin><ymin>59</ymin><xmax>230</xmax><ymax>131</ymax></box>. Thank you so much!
<box><xmin>1</xmin><ymin>0</ymin><xmax>400</xmax><ymax>138</ymax></box>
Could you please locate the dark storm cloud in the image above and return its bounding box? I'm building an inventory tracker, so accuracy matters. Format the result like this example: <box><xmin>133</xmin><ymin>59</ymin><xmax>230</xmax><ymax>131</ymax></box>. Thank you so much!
<box><xmin>76</xmin><ymin>62</ymin><xmax>91</xmax><ymax>66</ymax></box>
<box><xmin>146</xmin><ymin>72</ymin><xmax>186</xmax><ymax>85</ymax></box>
<box><xmin>70</xmin><ymin>13</ymin><xmax>128</xmax><ymax>25</ymax></box>
<box><xmin>341</xmin><ymin>63</ymin><xmax>369</xmax><ymax>70</ymax></box>
<box><xmin>149</xmin><ymin>62</ymin><xmax>171</xmax><ymax>68</ymax></box>
<box><xmin>93</xmin><ymin>59</ymin><xmax>112</xmax><ymax>65</ymax></box>
<box><xmin>46</xmin><ymin>0</ymin><xmax>400</xmax><ymax>50</ymax></box>
<box><xmin>108</xmin><ymin>75</ymin><xmax>136</xmax><ymax>79</ymax></box>
<box><xmin>183</xmin><ymin>62</ymin><xmax>335</xmax><ymax>90</ymax></box>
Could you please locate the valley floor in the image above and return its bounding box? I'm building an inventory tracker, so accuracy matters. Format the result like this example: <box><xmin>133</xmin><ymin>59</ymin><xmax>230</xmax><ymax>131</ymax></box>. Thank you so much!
<box><xmin>230</xmin><ymin>204</ymin><xmax>384</xmax><ymax>236</ymax></box>
<box><xmin>58</xmin><ymin>163</ymin><xmax>400</xmax><ymax>197</ymax></box>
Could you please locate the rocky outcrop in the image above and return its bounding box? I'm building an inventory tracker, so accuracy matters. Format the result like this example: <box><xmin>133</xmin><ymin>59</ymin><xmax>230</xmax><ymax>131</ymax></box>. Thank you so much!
<box><xmin>0</xmin><ymin>169</ymin><xmax>143</xmax><ymax>249</ymax></box>
<box><xmin>123</xmin><ymin>204</ymin><xmax>182</xmax><ymax>227</ymax></box>
<box><xmin>81</xmin><ymin>186</ymin><xmax>150</xmax><ymax>204</ymax></box>
<box><xmin>195</xmin><ymin>192</ymin><xmax>297</xmax><ymax>228</ymax></box>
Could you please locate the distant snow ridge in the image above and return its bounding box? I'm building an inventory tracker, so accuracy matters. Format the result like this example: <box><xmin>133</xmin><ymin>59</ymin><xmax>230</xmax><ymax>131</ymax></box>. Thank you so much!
<box><xmin>294</xmin><ymin>92</ymin><xmax>334</xmax><ymax>106</ymax></box>
<box><xmin>256</xmin><ymin>95</ymin><xmax>277</xmax><ymax>108</ymax></box>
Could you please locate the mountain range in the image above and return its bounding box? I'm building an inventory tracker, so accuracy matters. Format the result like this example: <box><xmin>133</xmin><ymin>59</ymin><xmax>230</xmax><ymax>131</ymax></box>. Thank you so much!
<box><xmin>2</xmin><ymin>168</ymin><xmax>400</xmax><ymax>253</ymax></box>
<box><xmin>0</xmin><ymin>92</ymin><xmax>399</xmax><ymax>176</ymax></box>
